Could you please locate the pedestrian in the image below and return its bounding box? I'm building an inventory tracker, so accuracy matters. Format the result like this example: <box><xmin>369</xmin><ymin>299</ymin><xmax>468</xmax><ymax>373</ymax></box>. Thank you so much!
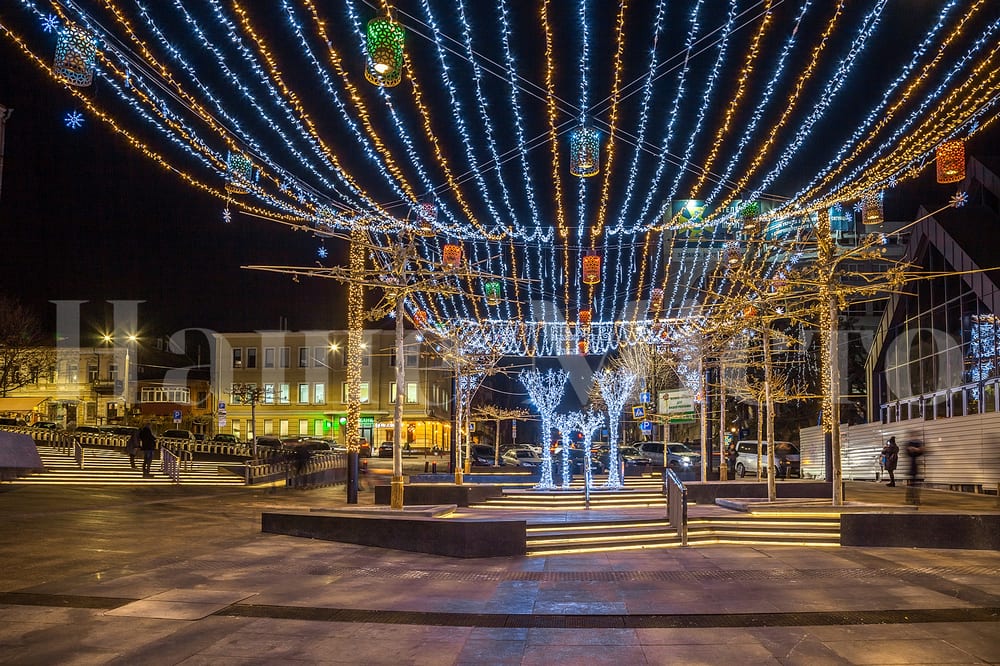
<box><xmin>138</xmin><ymin>423</ymin><xmax>157</xmax><ymax>477</ymax></box>
<box><xmin>905</xmin><ymin>440</ymin><xmax>925</xmax><ymax>504</ymax></box>
<box><xmin>881</xmin><ymin>436</ymin><xmax>899</xmax><ymax>487</ymax></box>
<box><xmin>726</xmin><ymin>445</ymin><xmax>737</xmax><ymax>478</ymax></box>
<box><xmin>125</xmin><ymin>429</ymin><xmax>140</xmax><ymax>469</ymax></box>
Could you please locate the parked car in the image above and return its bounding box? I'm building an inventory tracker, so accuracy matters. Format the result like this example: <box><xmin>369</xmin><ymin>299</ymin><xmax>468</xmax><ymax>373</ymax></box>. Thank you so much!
<box><xmin>733</xmin><ymin>440</ymin><xmax>800</xmax><ymax>478</ymax></box>
<box><xmin>555</xmin><ymin>447</ymin><xmax>602</xmax><ymax>476</ymax></box>
<box><xmin>0</xmin><ymin>417</ymin><xmax>20</xmax><ymax>426</ymax></box>
<box><xmin>501</xmin><ymin>448</ymin><xmax>542</xmax><ymax>468</ymax></box>
<box><xmin>32</xmin><ymin>421</ymin><xmax>60</xmax><ymax>430</ymax></box>
<box><xmin>108</xmin><ymin>425</ymin><xmax>138</xmax><ymax>437</ymax></box>
<box><xmin>635</xmin><ymin>441</ymin><xmax>702</xmax><ymax>470</ymax></box>
<box><xmin>598</xmin><ymin>445</ymin><xmax>652</xmax><ymax>474</ymax></box>
<box><xmin>160</xmin><ymin>429</ymin><xmax>195</xmax><ymax>441</ymax></box>
<box><xmin>211</xmin><ymin>433</ymin><xmax>240</xmax><ymax>444</ymax></box>
<box><xmin>255</xmin><ymin>436</ymin><xmax>283</xmax><ymax>449</ymax></box>
<box><xmin>378</xmin><ymin>441</ymin><xmax>394</xmax><ymax>458</ymax></box>
<box><xmin>74</xmin><ymin>425</ymin><xmax>103</xmax><ymax>435</ymax></box>
<box><xmin>469</xmin><ymin>444</ymin><xmax>500</xmax><ymax>466</ymax></box>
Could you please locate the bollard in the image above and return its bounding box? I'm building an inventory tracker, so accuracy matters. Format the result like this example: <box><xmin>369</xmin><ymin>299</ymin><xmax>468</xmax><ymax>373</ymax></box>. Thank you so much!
<box><xmin>431</xmin><ymin>462</ymin><xmax>437</xmax><ymax>473</ymax></box>
<box><xmin>361</xmin><ymin>460</ymin><xmax>368</xmax><ymax>473</ymax></box>
<box><xmin>424</xmin><ymin>461</ymin><xmax>429</xmax><ymax>473</ymax></box>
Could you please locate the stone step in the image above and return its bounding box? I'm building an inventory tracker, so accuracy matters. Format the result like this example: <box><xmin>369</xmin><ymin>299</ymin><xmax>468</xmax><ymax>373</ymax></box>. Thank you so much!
<box><xmin>18</xmin><ymin>446</ymin><xmax>246</xmax><ymax>486</ymax></box>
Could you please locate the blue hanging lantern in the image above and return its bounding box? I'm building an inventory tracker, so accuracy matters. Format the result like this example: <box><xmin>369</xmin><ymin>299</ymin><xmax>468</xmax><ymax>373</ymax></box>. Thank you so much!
<box><xmin>365</xmin><ymin>15</ymin><xmax>405</xmax><ymax>87</ymax></box>
<box><xmin>569</xmin><ymin>126</ymin><xmax>600</xmax><ymax>177</ymax></box>
<box><xmin>225</xmin><ymin>151</ymin><xmax>254</xmax><ymax>194</ymax></box>
<box><xmin>54</xmin><ymin>25</ymin><xmax>97</xmax><ymax>87</ymax></box>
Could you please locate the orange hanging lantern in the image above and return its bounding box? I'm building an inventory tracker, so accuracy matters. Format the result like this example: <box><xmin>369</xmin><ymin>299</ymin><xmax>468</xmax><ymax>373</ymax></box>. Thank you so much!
<box><xmin>650</xmin><ymin>287</ymin><xmax>664</xmax><ymax>310</ymax></box>
<box><xmin>579</xmin><ymin>309</ymin><xmax>592</xmax><ymax>326</ymax></box>
<box><xmin>582</xmin><ymin>253</ymin><xmax>601</xmax><ymax>285</ymax></box>
<box><xmin>442</xmin><ymin>243</ymin><xmax>462</xmax><ymax>268</ymax></box>
<box><xmin>936</xmin><ymin>140</ymin><xmax>965</xmax><ymax>184</ymax></box>
<box><xmin>577</xmin><ymin>339</ymin><xmax>589</xmax><ymax>355</ymax></box>
<box><xmin>413</xmin><ymin>309</ymin><xmax>428</xmax><ymax>328</ymax></box>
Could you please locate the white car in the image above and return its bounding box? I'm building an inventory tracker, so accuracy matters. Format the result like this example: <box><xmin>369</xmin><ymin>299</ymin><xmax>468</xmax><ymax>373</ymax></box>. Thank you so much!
<box><xmin>502</xmin><ymin>448</ymin><xmax>543</xmax><ymax>468</ymax></box>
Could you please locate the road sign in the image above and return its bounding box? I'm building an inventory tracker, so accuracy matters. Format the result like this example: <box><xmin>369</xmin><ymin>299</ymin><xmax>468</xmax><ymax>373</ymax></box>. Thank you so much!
<box><xmin>218</xmin><ymin>401</ymin><xmax>226</xmax><ymax>413</ymax></box>
<box><xmin>639</xmin><ymin>391</ymin><xmax>651</xmax><ymax>403</ymax></box>
<box><xmin>632</xmin><ymin>405</ymin><xmax>645</xmax><ymax>419</ymax></box>
<box><xmin>218</xmin><ymin>416</ymin><xmax>227</xmax><ymax>428</ymax></box>
<box><xmin>639</xmin><ymin>420</ymin><xmax>652</xmax><ymax>434</ymax></box>
<box><xmin>172</xmin><ymin>409</ymin><xmax>182</xmax><ymax>424</ymax></box>
<box><xmin>657</xmin><ymin>390</ymin><xmax>697</xmax><ymax>423</ymax></box>
<box><xmin>511</xmin><ymin>421</ymin><xmax>517</xmax><ymax>440</ymax></box>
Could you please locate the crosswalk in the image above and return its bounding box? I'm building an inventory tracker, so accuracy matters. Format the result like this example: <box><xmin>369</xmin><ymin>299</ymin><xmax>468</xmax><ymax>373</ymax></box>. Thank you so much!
<box><xmin>12</xmin><ymin>445</ymin><xmax>246</xmax><ymax>486</ymax></box>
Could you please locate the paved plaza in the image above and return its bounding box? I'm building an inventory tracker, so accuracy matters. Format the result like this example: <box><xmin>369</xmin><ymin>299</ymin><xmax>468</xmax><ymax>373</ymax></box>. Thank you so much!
<box><xmin>0</xmin><ymin>482</ymin><xmax>998</xmax><ymax>665</ymax></box>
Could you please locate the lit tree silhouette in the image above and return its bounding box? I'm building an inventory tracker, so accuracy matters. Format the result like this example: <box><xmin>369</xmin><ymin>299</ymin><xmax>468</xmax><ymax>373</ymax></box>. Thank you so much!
<box><xmin>520</xmin><ymin>369</ymin><xmax>569</xmax><ymax>489</ymax></box>
<box><xmin>595</xmin><ymin>368</ymin><xmax>636</xmax><ymax>489</ymax></box>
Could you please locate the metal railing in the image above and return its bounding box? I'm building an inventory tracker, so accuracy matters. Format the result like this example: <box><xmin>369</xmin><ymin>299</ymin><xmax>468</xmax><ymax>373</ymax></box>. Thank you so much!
<box><xmin>664</xmin><ymin>468</ymin><xmax>688</xmax><ymax>546</ymax></box>
<box><xmin>161</xmin><ymin>447</ymin><xmax>180</xmax><ymax>483</ymax></box>
<box><xmin>244</xmin><ymin>451</ymin><xmax>347</xmax><ymax>487</ymax></box>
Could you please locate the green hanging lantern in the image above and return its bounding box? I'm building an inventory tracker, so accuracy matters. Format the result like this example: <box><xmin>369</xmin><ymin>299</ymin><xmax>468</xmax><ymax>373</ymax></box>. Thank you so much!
<box><xmin>483</xmin><ymin>280</ymin><xmax>503</xmax><ymax>306</ymax></box>
<box><xmin>365</xmin><ymin>15</ymin><xmax>405</xmax><ymax>87</ymax></box>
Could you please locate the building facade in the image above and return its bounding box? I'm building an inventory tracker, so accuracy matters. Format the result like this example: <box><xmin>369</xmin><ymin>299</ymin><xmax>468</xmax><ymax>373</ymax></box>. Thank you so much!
<box><xmin>213</xmin><ymin>329</ymin><xmax>453</xmax><ymax>448</ymax></box>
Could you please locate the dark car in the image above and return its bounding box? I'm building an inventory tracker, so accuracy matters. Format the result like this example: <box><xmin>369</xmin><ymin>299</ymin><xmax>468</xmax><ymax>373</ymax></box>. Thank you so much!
<box><xmin>469</xmin><ymin>444</ymin><xmax>499</xmax><ymax>466</ymax></box>
<box><xmin>378</xmin><ymin>441</ymin><xmax>394</xmax><ymax>458</ymax></box>
<box><xmin>32</xmin><ymin>421</ymin><xmax>60</xmax><ymax>430</ymax></box>
<box><xmin>211</xmin><ymin>433</ymin><xmax>240</xmax><ymax>444</ymax></box>
<box><xmin>555</xmin><ymin>448</ymin><xmax>602</xmax><ymax>476</ymax></box>
<box><xmin>74</xmin><ymin>425</ymin><xmax>103</xmax><ymax>435</ymax></box>
<box><xmin>254</xmin><ymin>436</ymin><xmax>282</xmax><ymax>450</ymax></box>
<box><xmin>598</xmin><ymin>445</ymin><xmax>652</xmax><ymax>474</ymax></box>
<box><xmin>160</xmin><ymin>429</ymin><xmax>195</xmax><ymax>441</ymax></box>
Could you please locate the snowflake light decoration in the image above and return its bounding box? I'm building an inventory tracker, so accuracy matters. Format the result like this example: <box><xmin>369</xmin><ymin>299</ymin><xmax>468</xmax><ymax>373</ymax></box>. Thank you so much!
<box><xmin>317</xmin><ymin>245</ymin><xmax>328</xmax><ymax>259</ymax></box>
<box><xmin>950</xmin><ymin>191</ymin><xmax>968</xmax><ymax>208</ymax></box>
<box><xmin>41</xmin><ymin>14</ymin><xmax>59</xmax><ymax>32</ymax></box>
<box><xmin>64</xmin><ymin>110</ymin><xmax>84</xmax><ymax>129</ymax></box>
<box><xmin>222</xmin><ymin>207</ymin><xmax>231</xmax><ymax>223</ymax></box>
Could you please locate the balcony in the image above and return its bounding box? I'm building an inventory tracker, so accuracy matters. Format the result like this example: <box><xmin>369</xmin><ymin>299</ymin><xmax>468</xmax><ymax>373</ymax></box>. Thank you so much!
<box><xmin>91</xmin><ymin>379</ymin><xmax>121</xmax><ymax>395</ymax></box>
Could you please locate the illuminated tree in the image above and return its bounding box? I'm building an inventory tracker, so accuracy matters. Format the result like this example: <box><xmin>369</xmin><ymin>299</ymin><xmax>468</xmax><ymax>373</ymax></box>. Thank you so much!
<box><xmin>520</xmin><ymin>369</ymin><xmax>569</xmax><ymax>489</ymax></box>
<box><xmin>595</xmin><ymin>368</ymin><xmax>636</xmax><ymax>488</ymax></box>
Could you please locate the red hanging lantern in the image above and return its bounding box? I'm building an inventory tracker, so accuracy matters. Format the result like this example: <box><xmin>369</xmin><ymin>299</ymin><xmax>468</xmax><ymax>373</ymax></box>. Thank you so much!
<box><xmin>579</xmin><ymin>309</ymin><xmax>592</xmax><ymax>326</ymax></box>
<box><xmin>936</xmin><ymin>140</ymin><xmax>965</xmax><ymax>184</ymax></box>
<box><xmin>582</xmin><ymin>253</ymin><xmax>601</xmax><ymax>285</ymax></box>
<box><xmin>442</xmin><ymin>243</ymin><xmax>462</xmax><ymax>268</ymax></box>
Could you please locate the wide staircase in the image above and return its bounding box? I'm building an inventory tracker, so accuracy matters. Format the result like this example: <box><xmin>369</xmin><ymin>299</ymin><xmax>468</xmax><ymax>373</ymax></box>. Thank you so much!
<box><xmin>468</xmin><ymin>476</ymin><xmax>842</xmax><ymax>555</ymax></box>
<box><xmin>15</xmin><ymin>445</ymin><xmax>246</xmax><ymax>486</ymax></box>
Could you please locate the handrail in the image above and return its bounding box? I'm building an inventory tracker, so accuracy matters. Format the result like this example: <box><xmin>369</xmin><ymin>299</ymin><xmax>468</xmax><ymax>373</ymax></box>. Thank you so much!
<box><xmin>160</xmin><ymin>447</ymin><xmax>181</xmax><ymax>484</ymax></box>
<box><xmin>663</xmin><ymin>468</ymin><xmax>688</xmax><ymax>546</ymax></box>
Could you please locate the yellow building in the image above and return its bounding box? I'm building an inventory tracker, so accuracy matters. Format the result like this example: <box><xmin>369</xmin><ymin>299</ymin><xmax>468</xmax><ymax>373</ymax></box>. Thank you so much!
<box><xmin>213</xmin><ymin>330</ymin><xmax>453</xmax><ymax>449</ymax></box>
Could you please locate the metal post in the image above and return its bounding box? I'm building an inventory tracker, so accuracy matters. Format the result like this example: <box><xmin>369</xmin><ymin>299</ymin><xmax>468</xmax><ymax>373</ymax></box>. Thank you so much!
<box><xmin>719</xmin><ymin>359</ymin><xmax>727</xmax><ymax>481</ymax></box>
<box><xmin>0</xmin><ymin>105</ymin><xmax>10</xmax><ymax>204</ymax></box>
<box><xmin>763</xmin><ymin>326</ymin><xmax>776</xmax><ymax>501</ymax></box>
<box><xmin>391</xmin><ymin>290</ymin><xmax>405</xmax><ymax>509</ymax></box>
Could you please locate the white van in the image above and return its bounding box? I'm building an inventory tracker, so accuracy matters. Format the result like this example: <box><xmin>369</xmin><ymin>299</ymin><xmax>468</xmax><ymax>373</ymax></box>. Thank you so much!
<box><xmin>733</xmin><ymin>440</ymin><xmax>800</xmax><ymax>478</ymax></box>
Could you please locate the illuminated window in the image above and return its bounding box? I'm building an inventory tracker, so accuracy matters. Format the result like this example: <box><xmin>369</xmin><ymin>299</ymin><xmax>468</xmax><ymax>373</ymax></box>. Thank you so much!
<box><xmin>298</xmin><ymin>347</ymin><xmax>309</xmax><ymax>368</ymax></box>
<box><xmin>232</xmin><ymin>348</ymin><xmax>243</xmax><ymax>368</ymax></box>
<box><xmin>314</xmin><ymin>383</ymin><xmax>326</xmax><ymax>404</ymax></box>
<box><xmin>264</xmin><ymin>383</ymin><xmax>275</xmax><ymax>404</ymax></box>
<box><xmin>278</xmin><ymin>384</ymin><xmax>290</xmax><ymax>404</ymax></box>
<box><xmin>298</xmin><ymin>383</ymin><xmax>309</xmax><ymax>403</ymax></box>
<box><xmin>389</xmin><ymin>382</ymin><xmax>419</xmax><ymax>404</ymax></box>
<box><xmin>342</xmin><ymin>382</ymin><xmax>370</xmax><ymax>403</ymax></box>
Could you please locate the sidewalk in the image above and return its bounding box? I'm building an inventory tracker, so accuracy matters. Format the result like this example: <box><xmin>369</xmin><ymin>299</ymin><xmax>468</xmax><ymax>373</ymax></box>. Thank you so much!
<box><xmin>0</xmin><ymin>483</ymin><xmax>998</xmax><ymax>664</ymax></box>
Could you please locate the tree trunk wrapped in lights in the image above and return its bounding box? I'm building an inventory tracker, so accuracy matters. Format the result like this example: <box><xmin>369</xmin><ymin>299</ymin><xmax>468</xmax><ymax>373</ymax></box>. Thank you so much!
<box><xmin>861</xmin><ymin>191</ymin><xmax>883</xmax><ymax>225</ymax></box>
<box><xmin>569</xmin><ymin>126</ymin><xmax>600</xmax><ymax>177</ymax></box>
<box><xmin>596</xmin><ymin>368</ymin><xmax>637</xmax><ymax>489</ymax></box>
<box><xmin>582</xmin><ymin>253</ymin><xmax>601</xmax><ymax>285</ymax></box>
<box><xmin>54</xmin><ymin>25</ymin><xmax>97</xmax><ymax>87</ymax></box>
<box><xmin>364</xmin><ymin>15</ymin><xmax>404</xmax><ymax>87</ymax></box>
<box><xmin>520</xmin><ymin>369</ymin><xmax>569</xmax><ymax>489</ymax></box>
<box><xmin>936</xmin><ymin>140</ymin><xmax>965</xmax><ymax>184</ymax></box>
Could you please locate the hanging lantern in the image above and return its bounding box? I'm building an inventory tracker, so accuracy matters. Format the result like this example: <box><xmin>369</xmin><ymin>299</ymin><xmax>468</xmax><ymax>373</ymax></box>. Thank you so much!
<box><xmin>414</xmin><ymin>202</ymin><xmax>437</xmax><ymax>236</ymax></box>
<box><xmin>54</xmin><ymin>25</ymin><xmax>97</xmax><ymax>87</ymax></box>
<box><xmin>364</xmin><ymin>15</ymin><xmax>404</xmax><ymax>87</ymax></box>
<box><xmin>739</xmin><ymin>200</ymin><xmax>760</xmax><ymax>236</ymax></box>
<box><xmin>569</xmin><ymin>126</ymin><xmax>600</xmax><ymax>177</ymax></box>
<box><xmin>442</xmin><ymin>243</ymin><xmax>462</xmax><ymax>268</ymax></box>
<box><xmin>722</xmin><ymin>241</ymin><xmax>742</xmax><ymax>268</ymax></box>
<box><xmin>862</xmin><ymin>191</ymin><xmax>883</xmax><ymax>225</ymax></box>
<box><xmin>413</xmin><ymin>309</ymin><xmax>428</xmax><ymax>328</ymax></box>
<box><xmin>936</xmin><ymin>140</ymin><xmax>965</xmax><ymax>184</ymax></box>
<box><xmin>743</xmin><ymin>305</ymin><xmax>758</xmax><ymax>319</ymax></box>
<box><xmin>225</xmin><ymin>151</ymin><xmax>254</xmax><ymax>194</ymax></box>
<box><xmin>582</xmin><ymin>253</ymin><xmax>601</xmax><ymax>285</ymax></box>
<box><xmin>650</xmin><ymin>287</ymin><xmax>664</xmax><ymax>311</ymax></box>
<box><xmin>483</xmin><ymin>281</ymin><xmax>502</xmax><ymax>306</ymax></box>
<box><xmin>577</xmin><ymin>339</ymin><xmax>589</xmax><ymax>355</ymax></box>
<box><xmin>579</xmin><ymin>309</ymin><xmax>592</xmax><ymax>327</ymax></box>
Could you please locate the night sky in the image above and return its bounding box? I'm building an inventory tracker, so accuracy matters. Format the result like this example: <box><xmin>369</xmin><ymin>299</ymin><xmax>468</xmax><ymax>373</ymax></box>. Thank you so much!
<box><xmin>0</xmin><ymin>39</ymin><xmax>347</xmax><ymax>339</ymax></box>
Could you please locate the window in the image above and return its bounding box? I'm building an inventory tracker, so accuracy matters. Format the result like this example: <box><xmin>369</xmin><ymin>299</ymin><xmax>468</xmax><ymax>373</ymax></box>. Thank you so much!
<box><xmin>263</xmin><ymin>383</ymin><xmax>275</xmax><ymax>404</ymax></box>
<box><xmin>279</xmin><ymin>419</ymin><xmax>289</xmax><ymax>437</ymax></box>
<box><xmin>390</xmin><ymin>350</ymin><xmax>418</xmax><ymax>367</ymax></box>
<box><xmin>314</xmin><ymin>419</ymin><xmax>324</xmax><ymax>437</ymax></box>
<box><xmin>342</xmin><ymin>382</ymin><xmax>370</xmax><ymax>403</ymax></box>
<box><xmin>389</xmin><ymin>382</ymin><xmax>419</xmax><ymax>404</ymax></box>
<box><xmin>298</xmin><ymin>419</ymin><xmax>309</xmax><ymax>435</ymax></box>
<box><xmin>109</xmin><ymin>363</ymin><xmax>119</xmax><ymax>381</ymax></box>
<box><xmin>264</xmin><ymin>348</ymin><xmax>275</xmax><ymax>369</ymax></box>
<box><xmin>263</xmin><ymin>419</ymin><xmax>274</xmax><ymax>435</ymax></box>
<box><xmin>246</xmin><ymin>347</ymin><xmax>257</xmax><ymax>369</ymax></box>
<box><xmin>230</xmin><ymin>383</ymin><xmax>255</xmax><ymax>405</ymax></box>
<box><xmin>298</xmin><ymin>383</ymin><xmax>309</xmax><ymax>404</ymax></box>
<box><xmin>314</xmin><ymin>347</ymin><xmax>328</xmax><ymax>367</ymax></box>
<box><xmin>232</xmin><ymin>348</ymin><xmax>243</xmax><ymax>368</ymax></box>
<box><xmin>140</xmin><ymin>386</ymin><xmax>191</xmax><ymax>403</ymax></box>
<box><xmin>279</xmin><ymin>347</ymin><xmax>291</xmax><ymax>368</ymax></box>
<box><xmin>298</xmin><ymin>347</ymin><xmax>309</xmax><ymax>368</ymax></box>
<box><xmin>313</xmin><ymin>383</ymin><xmax>326</xmax><ymax>404</ymax></box>
<box><xmin>278</xmin><ymin>384</ymin><xmax>290</xmax><ymax>404</ymax></box>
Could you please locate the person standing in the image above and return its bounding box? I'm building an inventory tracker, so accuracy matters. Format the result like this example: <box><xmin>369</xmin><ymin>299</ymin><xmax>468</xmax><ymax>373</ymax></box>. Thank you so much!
<box><xmin>881</xmin><ymin>436</ymin><xmax>899</xmax><ymax>487</ymax></box>
<box><xmin>138</xmin><ymin>423</ymin><xmax>157</xmax><ymax>477</ymax></box>
<box><xmin>126</xmin><ymin>429</ymin><xmax>140</xmax><ymax>469</ymax></box>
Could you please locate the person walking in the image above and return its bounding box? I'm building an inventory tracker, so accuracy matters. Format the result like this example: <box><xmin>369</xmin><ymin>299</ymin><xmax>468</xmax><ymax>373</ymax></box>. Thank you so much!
<box><xmin>125</xmin><ymin>429</ymin><xmax>140</xmax><ymax>469</ymax></box>
<box><xmin>905</xmin><ymin>440</ymin><xmax>925</xmax><ymax>504</ymax></box>
<box><xmin>138</xmin><ymin>423</ymin><xmax>157</xmax><ymax>477</ymax></box>
<box><xmin>881</xmin><ymin>436</ymin><xmax>899</xmax><ymax>487</ymax></box>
